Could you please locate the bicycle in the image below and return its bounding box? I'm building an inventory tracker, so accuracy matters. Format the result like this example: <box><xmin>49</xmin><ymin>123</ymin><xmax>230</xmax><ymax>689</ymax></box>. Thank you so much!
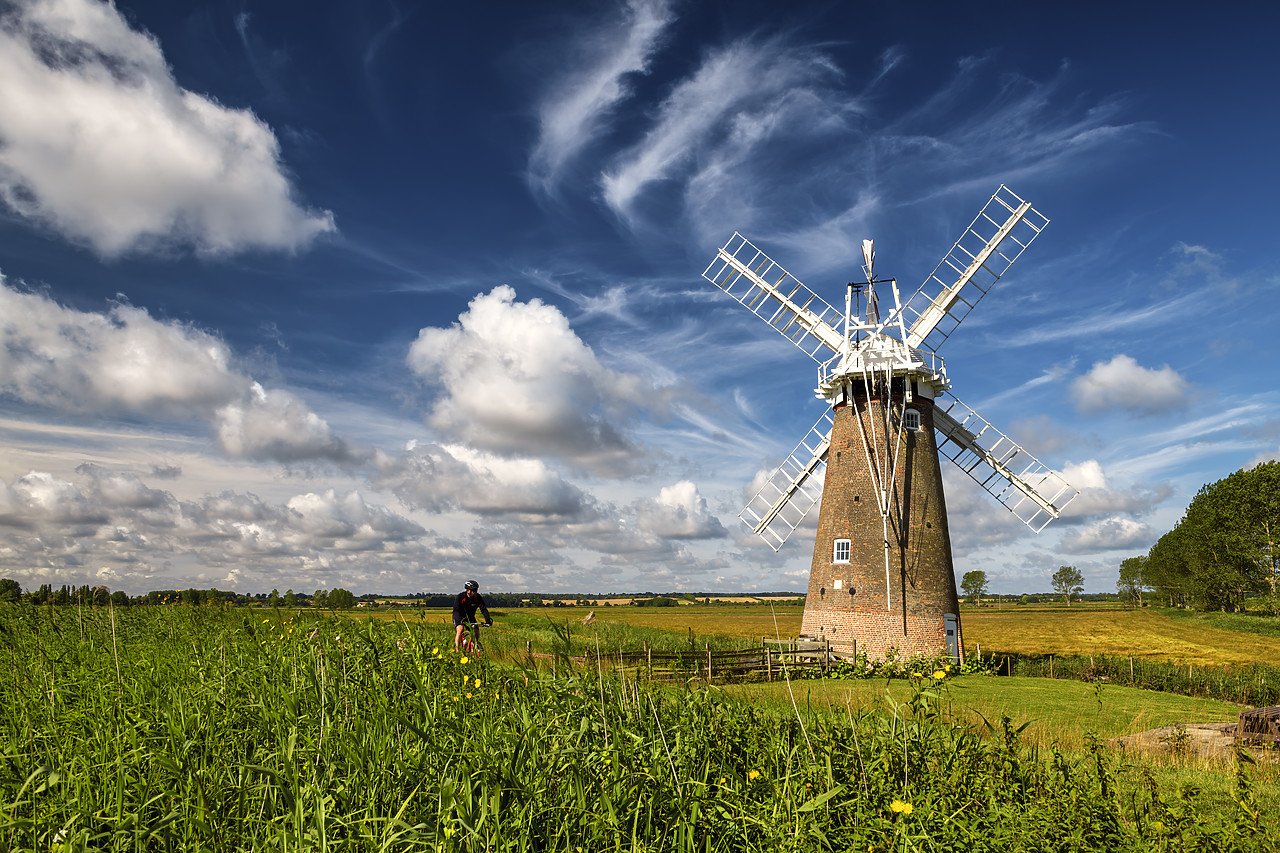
<box><xmin>459</xmin><ymin>621</ymin><xmax>491</xmax><ymax>654</ymax></box>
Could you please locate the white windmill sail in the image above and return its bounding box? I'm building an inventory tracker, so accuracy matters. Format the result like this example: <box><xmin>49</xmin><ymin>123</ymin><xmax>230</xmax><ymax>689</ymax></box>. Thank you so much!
<box><xmin>703</xmin><ymin>233</ymin><xmax>845</xmax><ymax>361</ymax></box>
<box><xmin>932</xmin><ymin>393</ymin><xmax>1078</xmax><ymax>532</ymax></box>
<box><xmin>739</xmin><ymin>410</ymin><xmax>833</xmax><ymax>551</ymax></box>
<box><xmin>903</xmin><ymin>185</ymin><xmax>1049</xmax><ymax>353</ymax></box>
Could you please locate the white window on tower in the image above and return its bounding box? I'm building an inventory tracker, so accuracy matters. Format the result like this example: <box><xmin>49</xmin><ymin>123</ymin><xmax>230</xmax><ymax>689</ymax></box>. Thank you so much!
<box><xmin>903</xmin><ymin>408</ymin><xmax>921</xmax><ymax>431</ymax></box>
<box><xmin>833</xmin><ymin>538</ymin><xmax>851</xmax><ymax>563</ymax></box>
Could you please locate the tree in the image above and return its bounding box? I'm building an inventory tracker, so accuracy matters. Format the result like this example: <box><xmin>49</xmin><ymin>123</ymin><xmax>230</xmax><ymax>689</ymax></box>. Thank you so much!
<box><xmin>328</xmin><ymin>588</ymin><xmax>356</xmax><ymax>609</ymax></box>
<box><xmin>0</xmin><ymin>578</ymin><xmax>20</xmax><ymax>603</ymax></box>
<box><xmin>1117</xmin><ymin>556</ymin><xmax>1149</xmax><ymax>607</ymax></box>
<box><xmin>960</xmin><ymin>570</ymin><xmax>988</xmax><ymax>605</ymax></box>
<box><xmin>1052</xmin><ymin>566</ymin><xmax>1084</xmax><ymax>605</ymax></box>
<box><xmin>267</xmin><ymin>588</ymin><xmax>280</xmax><ymax>608</ymax></box>
<box><xmin>313</xmin><ymin>589</ymin><xmax>329</xmax><ymax>609</ymax></box>
<box><xmin>283</xmin><ymin>589</ymin><xmax>297</xmax><ymax>608</ymax></box>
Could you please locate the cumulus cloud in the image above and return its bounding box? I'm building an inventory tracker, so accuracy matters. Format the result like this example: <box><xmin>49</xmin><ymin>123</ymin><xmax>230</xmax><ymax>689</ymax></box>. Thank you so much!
<box><xmin>407</xmin><ymin>285</ymin><xmax>669</xmax><ymax>477</ymax></box>
<box><xmin>215</xmin><ymin>384</ymin><xmax>358</xmax><ymax>464</ymax></box>
<box><xmin>1056</xmin><ymin>459</ymin><xmax>1171</xmax><ymax>519</ymax></box>
<box><xmin>0</xmin><ymin>0</ymin><xmax>334</xmax><ymax>256</ymax></box>
<box><xmin>527</xmin><ymin>0</ymin><xmax>673</xmax><ymax>195</ymax></box>
<box><xmin>0</xmin><ymin>281</ymin><xmax>356</xmax><ymax>465</ymax></box>
<box><xmin>283</xmin><ymin>490</ymin><xmax>424</xmax><ymax>551</ymax></box>
<box><xmin>0</xmin><ymin>282</ymin><xmax>245</xmax><ymax>416</ymax></box>
<box><xmin>1058</xmin><ymin>516</ymin><xmax>1155</xmax><ymax>554</ymax></box>
<box><xmin>372</xmin><ymin>442</ymin><xmax>591</xmax><ymax>519</ymax></box>
<box><xmin>1070</xmin><ymin>355</ymin><xmax>1191</xmax><ymax>416</ymax></box>
<box><xmin>0</xmin><ymin>470</ymin><xmax>106</xmax><ymax>527</ymax></box>
<box><xmin>0</xmin><ymin>467</ymin><xmax>426</xmax><ymax>586</ymax></box>
<box><xmin>634</xmin><ymin>480</ymin><xmax>726</xmax><ymax>539</ymax></box>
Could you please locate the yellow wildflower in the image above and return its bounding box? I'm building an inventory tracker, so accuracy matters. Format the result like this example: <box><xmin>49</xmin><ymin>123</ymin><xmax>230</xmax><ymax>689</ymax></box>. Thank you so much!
<box><xmin>748</xmin><ymin>770</ymin><xmax>761</xmax><ymax>781</ymax></box>
<box><xmin>432</xmin><ymin>647</ymin><xmax>438</xmax><ymax>654</ymax></box>
<box><xmin>890</xmin><ymin>800</ymin><xmax>913</xmax><ymax>814</ymax></box>
<box><xmin>911</xmin><ymin>671</ymin><xmax>921</xmax><ymax>678</ymax></box>
<box><xmin>933</xmin><ymin>670</ymin><xmax>946</xmax><ymax>680</ymax></box>
<box><xmin>460</xmin><ymin>656</ymin><xmax>469</xmax><ymax>665</ymax></box>
<box><xmin>474</xmin><ymin>677</ymin><xmax>482</xmax><ymax>687</ymax></box>
<box><xmin>466</xmin><ymin>692</ymin><xmax>472</xmax><ymax>699</ymax></box>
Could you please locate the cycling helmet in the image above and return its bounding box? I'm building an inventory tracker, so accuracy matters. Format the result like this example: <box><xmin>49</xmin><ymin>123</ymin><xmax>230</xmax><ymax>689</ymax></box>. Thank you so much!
<box><xmin>464</xmin><ymin>580</ymin><xmax>479</xmax><ymax>591</ymax></box>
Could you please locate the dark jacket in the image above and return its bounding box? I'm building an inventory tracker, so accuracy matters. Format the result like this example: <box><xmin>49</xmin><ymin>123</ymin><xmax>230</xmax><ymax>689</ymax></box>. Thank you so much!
<box><xmin>452</xmin><ymin>591</ymin><xmax>491</xmax><ymax>626</ymax></box>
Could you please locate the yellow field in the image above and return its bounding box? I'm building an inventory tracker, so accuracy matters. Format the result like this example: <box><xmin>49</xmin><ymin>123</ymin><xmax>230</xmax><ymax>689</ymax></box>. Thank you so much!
<box><xmin>959</xmin><ymin>604</ymin><xmax>1280</xmax><ymax>666</ymax></box>
<box><xmin>508</xmin><ymin>604</ymin><xmax>805</xmax><ymax>641</ymax></box>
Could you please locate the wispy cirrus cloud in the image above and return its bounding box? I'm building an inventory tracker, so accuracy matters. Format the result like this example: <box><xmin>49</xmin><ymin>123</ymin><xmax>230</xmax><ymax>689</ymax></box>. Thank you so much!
<box><xmin>600</xmin><ymin>37</ymin><xmax>849</xmax><ymax>226</ymax></box>
<box><xmin>1001</xmin><ymin>289</ymin><xmax>1207</xmax><ymax>347</ymax></box>
<box><xmin>527</xmin><ymin>0</ymin><xmax>674</xmax><ymax>196</ymax></box>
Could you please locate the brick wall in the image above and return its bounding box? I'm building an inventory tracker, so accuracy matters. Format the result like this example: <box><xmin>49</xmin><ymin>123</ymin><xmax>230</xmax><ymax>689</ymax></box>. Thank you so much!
<box><xmin>800</xmin><ymin>387</ymin><xmax>964</xmax><ymax>662</ymax></box>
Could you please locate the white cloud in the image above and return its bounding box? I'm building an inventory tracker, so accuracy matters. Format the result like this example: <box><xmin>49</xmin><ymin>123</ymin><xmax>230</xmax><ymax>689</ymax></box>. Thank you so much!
<box><xmin>1058</xmin><ymin>516</ymin><xmax>1155</xmax><ymax>554</ymax></box>
<box><xmin>407</xmin><ymin>285</ymin><xmax>670</xmax><ymax>477</ymax></box>
<box><xmin>0</xmin><ymin>466</ymin><xmax>426</xmax><ymax>587</ymax></box>
<box><xmin>634</xmin><ymin>480</ymin><xmax>726</xmax><ymax>539</ymax></box>
<box><xmin>0</xmin><ymin>0</ymin><xmax>334</xmax><ymax>256</ymax></box>
<box><xmin>215</xmin><ymin>384</ymin><xmax>357</xmax><ymax>464</ymax></box>
<box><xmin>283</xmin><ymin>490</ymin><xmax>424</xmax><ymax>552</ymax></box>
<box><xmin>0</xmin><ymin>280</ymin><xmax>355</xmax><ymax>465</ymax></box>
<box><xmin>527</xmin><ymin>0</ymin><xmax>673</xmax><ymax>195</ymax></box>
<box><xmin>1070</xmin><ymin>355</ymin><xmax>1191</xmax><ymax>415</ymax></box>
<box><xmin>372</xmin><ymin>443</ymin><xmax>590</xmax><ymax>519</ymax></box>
<box><xmin>0</xmin><ymin>282</ymin><xmax>245</xmax><ymax>416</ymax></box>
<box><xmin>600</xmin><ymin>38</ymin><xmax>844</xmax><ymax>223</ymax></box>
<box><xmin>1056</xmin><ymin>458</ymin><xmax>1172</xmax><ymax>518</ymax></box>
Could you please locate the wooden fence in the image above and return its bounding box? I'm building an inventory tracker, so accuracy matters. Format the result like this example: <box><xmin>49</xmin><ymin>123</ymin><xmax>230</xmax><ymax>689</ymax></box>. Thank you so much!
<box><xmin>1236</xmin><ymin>706</ymin><xmax>1280</xmax><ymax>748</ymax></box>
<box><xmin>523</xmin><ymin>636</ymin><xmax>835</xmax><ymax>682</ymax></box>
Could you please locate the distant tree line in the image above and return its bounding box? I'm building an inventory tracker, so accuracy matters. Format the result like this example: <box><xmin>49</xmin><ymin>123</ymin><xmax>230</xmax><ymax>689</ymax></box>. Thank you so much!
<box><xmin>1132</xmin><ymin>461</ymin><xmax>1279</xmax><ymax>612</ymax></box>
<box><xmin>2</xmin><ymin>581</ymin><xmax>818</xmax><ymax>610</ymax></box>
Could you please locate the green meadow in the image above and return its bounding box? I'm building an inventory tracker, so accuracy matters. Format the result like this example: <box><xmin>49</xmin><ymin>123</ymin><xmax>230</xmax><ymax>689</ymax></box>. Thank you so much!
<box><xmin>1</xmin><ymin>602</ymin><xmax>1276</xmax><ymax>851</ymax></box>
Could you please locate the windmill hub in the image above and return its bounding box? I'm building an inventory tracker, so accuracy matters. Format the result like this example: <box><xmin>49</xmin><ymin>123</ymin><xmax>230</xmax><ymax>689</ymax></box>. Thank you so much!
<box><xmin>702</xmin><ymin>185</ymin><xmax>1079</xmax><ymax>663</ymax></box>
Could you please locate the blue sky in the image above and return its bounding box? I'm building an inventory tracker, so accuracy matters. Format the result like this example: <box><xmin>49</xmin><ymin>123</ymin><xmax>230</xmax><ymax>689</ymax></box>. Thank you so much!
<box><xmin>1</xmin><ymin>0</ymin><xmax>1277</xmax><ymax>596</ymax></box>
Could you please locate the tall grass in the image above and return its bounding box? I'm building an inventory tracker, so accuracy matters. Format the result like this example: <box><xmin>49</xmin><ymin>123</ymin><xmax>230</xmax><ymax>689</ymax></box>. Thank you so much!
<box><xmin>1</xmin><ymin>604</ymin><xmax>1274</xmax><ymax>851</ymax></box>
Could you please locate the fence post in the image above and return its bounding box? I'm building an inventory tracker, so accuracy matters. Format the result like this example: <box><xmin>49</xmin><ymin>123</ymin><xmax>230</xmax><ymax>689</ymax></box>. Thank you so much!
<box><xmin>645</xmin><ymin>640</ymin><xmax>651</xmax><ymax>680</ymax></box>
<box><xmin>765</xmin><ymin>637</ymin><xmax>772</xmax><ymax>682</ymax></box>
<box><xmin>706</xmin><ymin>643</ymin><xmax>712</xmax><ymax>680</ymax></box>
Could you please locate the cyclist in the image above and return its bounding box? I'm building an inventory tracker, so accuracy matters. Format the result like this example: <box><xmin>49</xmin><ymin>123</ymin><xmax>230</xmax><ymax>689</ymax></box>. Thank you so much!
<box><xmin>452</xmin><ymin>580</ymin><xmax>492</xmax><ymax>651</ymax></box>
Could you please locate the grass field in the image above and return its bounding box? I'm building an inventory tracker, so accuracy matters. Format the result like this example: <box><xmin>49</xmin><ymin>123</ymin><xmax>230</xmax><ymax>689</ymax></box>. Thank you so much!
<box><xmin>4</xmin><ymin>604</ymin><xmax>1275</xmax><ymax>851</ymax></box>
<box><xmin>728</xmin><ymin>676</ymin><xmax>1242</xmax><ymax>752</ymax></box>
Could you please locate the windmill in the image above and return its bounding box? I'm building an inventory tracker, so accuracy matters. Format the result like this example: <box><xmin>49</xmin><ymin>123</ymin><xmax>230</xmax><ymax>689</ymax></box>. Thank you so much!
<box><xmin>702</xmin><ymin>185</ymin><xmax>1078</xmax><ymax>663</ymax></box>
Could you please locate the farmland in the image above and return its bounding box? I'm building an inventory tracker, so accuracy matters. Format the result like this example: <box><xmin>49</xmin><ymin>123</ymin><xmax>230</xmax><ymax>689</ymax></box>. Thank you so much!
<box><xmin>2</xmin><ymin>602</ymin><xmax>1277</xmax><ymax>851</ymax></box>
<box><xmin>958</xmin><ymin>603</ymin><xmax>1280</xmax><ymax>666</ymax></box>
<box><xmin>392</xmin><ymin>601</ymin><xmax>1280</xmax><ymax>666</ymax></box>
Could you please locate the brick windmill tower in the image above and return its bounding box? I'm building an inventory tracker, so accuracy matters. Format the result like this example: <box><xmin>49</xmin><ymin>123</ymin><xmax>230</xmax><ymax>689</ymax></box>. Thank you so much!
<box><xmin>702</xmin><ymin>186</ymin><xmax>1078</xmax><ymax>662</ymax></box>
